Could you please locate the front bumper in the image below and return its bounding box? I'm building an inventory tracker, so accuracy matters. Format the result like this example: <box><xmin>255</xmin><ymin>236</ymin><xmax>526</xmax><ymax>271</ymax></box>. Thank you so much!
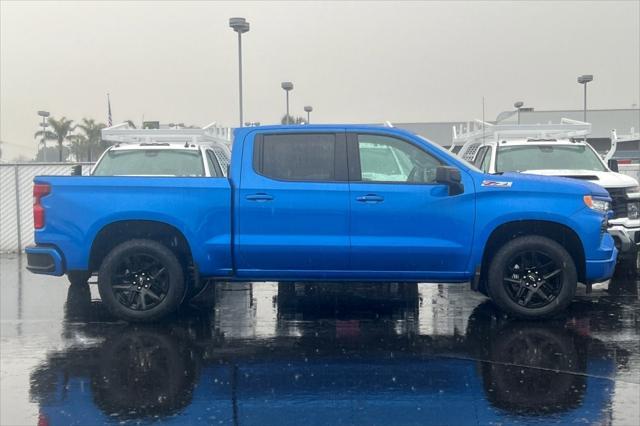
<box><xmin>608</xmin><ymin>222</ymin><xmax>639</xmax><ymax>253</ymax></box>
<box><xmin>585</xmin><ymin>234</ymin><xmax>618</xmax><ymax>283</ymax></box>
<box><xmin>25</xmin><ymin>245</ymin><xmax>65</xmax><ymax>276</ymax></box>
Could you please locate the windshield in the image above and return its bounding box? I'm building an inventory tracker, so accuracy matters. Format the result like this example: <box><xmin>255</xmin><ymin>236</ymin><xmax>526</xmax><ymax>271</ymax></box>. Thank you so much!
<box><xmin>93</xmin><ymin>149</ymin><xmax>205</xmax><ymax>176</ymax></box>
<box><xmin>496</xmin><ymin>145</ymin><xmax>606</xmax><ymax>172</ymax></box>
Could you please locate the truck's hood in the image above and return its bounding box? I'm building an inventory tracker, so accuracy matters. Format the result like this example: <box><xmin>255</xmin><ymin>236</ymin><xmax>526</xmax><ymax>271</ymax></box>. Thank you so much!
<box><xmin>496</xmin><ymin>172</ymin><xmax>610</xmax><ymax>198</ymax></box>
<box><xmin>520</xmin><ymin>169</ymin><xmax>638</xmax><ymax>189</ymax></box>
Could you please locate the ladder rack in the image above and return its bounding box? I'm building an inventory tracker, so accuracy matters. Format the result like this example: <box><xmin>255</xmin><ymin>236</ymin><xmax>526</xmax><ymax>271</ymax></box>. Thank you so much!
<box><xmin>101</xmin><ymin>122</ymin><xmax>233</xmax><ymax>147</ymax></box>
<box><xmin>452</xmin><ymin>118</ymin><xmax>592</xmax><ymax>149</ymax></box>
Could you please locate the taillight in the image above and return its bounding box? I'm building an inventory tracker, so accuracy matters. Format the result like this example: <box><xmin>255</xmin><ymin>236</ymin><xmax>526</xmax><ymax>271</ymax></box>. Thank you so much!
<box><xmin>37</xmin><ymin>412</ymin><xmax>49</xmax><ymax>426</ymax></box>
<box><xmin>33</xmin><ymin>183</ymin><xmax>50</xmax><ymax>229</ymax></box>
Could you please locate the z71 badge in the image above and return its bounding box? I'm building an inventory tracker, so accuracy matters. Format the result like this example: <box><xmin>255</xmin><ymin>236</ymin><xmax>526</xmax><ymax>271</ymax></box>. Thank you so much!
<box><xmin>481</xmin><ymin>180</ymin><xmax>513</xmax><ymax>188</ymax></box>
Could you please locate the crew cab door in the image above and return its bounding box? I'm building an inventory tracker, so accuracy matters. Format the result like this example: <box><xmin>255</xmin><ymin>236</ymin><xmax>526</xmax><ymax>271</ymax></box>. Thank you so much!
<box><xmin>347</xmin><ymin>132</ymin><xmax>475</xmax><ymax>278</ymax></box>
<box><xmin>236</xmin><ymin>131</ymin><xmax>350</xmax><ymax>277</ymax></box>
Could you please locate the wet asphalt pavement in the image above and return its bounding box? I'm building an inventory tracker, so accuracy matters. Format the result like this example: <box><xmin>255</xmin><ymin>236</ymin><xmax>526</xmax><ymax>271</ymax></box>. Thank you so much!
<box><xmin>1</xmin><ymin>254</ymin><xmax>639</xmax><ymax>426</ymax></box>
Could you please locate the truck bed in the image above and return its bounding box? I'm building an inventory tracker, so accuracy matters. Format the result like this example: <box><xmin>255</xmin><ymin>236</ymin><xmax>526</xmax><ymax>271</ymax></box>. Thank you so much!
<box><xmin>34</xmin><ymin>176</ymin><xmax>232</xmax><ymax>276</ymax></box>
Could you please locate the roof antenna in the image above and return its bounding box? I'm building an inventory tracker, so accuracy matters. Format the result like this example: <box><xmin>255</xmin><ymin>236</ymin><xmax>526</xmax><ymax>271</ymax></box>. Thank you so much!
<box><xmin>384</xmin><ymin>121</ymin><xmax>394</xmax><ymax>128</ymax></box>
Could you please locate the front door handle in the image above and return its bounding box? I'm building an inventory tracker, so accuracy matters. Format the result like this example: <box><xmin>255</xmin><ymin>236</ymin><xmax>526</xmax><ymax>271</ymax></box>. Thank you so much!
<box><xmin>356</xmin><ymin>194</ymin><xmax>384</xmax><ymax>203</ymax></box>
<box><xmin>246</xmin><ymin>193</ymin><xmax>274</xmax><ymax>202</ymax></box>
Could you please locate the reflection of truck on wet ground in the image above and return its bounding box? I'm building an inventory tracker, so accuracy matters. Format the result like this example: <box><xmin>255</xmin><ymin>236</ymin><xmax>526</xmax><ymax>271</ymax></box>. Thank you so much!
<box><xmin>455</xmin><ymin>119</ymin><xmax>639</xmax><ymax>270</ymax></box>
<box><xmin>30</xmin><ymin>283</ymin><xmax>625</xmax><ymax>426</ymax></box>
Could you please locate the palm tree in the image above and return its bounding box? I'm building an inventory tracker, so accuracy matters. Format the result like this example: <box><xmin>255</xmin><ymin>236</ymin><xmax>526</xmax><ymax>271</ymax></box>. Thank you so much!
<box><xmin>77</xmin><ymin>118</ymin><xmax>106</xmax><ymax>161</ymax></box>
<box><xmin>34</xmin><ymin>117</ymin><xmax>75</xmax><ymax>162</ymax></box>
<box><xmin>67</xmin><ymin>134</ymin><xmax>88</xmax><ymax>162</ymax></box>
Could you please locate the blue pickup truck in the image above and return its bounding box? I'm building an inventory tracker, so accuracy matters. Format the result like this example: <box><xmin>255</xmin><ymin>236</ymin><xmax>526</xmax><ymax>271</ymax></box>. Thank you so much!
<box><xmin>26</xmin><ymin>125</ymin><xmax>618</xmax><ymax>321</ymax></box>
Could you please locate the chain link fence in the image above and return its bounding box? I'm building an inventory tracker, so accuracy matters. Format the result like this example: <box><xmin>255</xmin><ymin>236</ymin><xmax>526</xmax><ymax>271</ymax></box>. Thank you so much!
<box><xmin>0</xmin><ymin>163</ymin><xmax>93</xmax><ymax>253</ymax></box>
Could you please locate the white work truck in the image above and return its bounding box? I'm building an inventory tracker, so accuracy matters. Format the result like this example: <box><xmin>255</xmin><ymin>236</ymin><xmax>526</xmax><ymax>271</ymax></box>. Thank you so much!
<box><xmin>455</xmin><ymin>118</ymin><xmax>639</xmax><ymax>269</ymax></box>
<box><xmin>94</xmin><ymin>122</ymin><xmax>232</xmax><ymax>177</ymax></box>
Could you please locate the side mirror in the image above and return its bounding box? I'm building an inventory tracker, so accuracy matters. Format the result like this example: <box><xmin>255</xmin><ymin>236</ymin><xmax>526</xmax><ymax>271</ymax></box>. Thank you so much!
<box><xmin>607</xmin><ymin>159</ymin><xmax>619</xmax><ymax>172</ymax></box>
<box><xmin>435</xmin><ymin>166</ymin><xmax>464</xmax><ymax>196</ymax></box>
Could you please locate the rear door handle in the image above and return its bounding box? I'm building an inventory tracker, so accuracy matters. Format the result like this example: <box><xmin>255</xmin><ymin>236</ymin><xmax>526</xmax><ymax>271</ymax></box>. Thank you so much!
<box><xmin>245</xmin><ymin>193</ymin><xmax>273</xmax><ymax>202</ymax></box>
<box><xmin>356</xmin><ymin>194</ymin><xmax>384</xmax><ymax>203</ymax></box>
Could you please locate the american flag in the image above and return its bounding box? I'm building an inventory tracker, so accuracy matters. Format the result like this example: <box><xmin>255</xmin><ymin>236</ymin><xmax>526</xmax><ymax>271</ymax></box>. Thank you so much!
<box><xmin>107</xmin><ymin>93</ymin><xmax>112</xmax><ymax>127</ymax></box>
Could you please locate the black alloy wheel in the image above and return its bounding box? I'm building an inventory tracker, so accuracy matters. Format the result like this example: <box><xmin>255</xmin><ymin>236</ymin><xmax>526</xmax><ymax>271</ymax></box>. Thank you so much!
<box><xmin>502</xmin><ymin>250</ymin><xmax>564</xmax><ymax>309</ymax></box>
<box><xmin>111</xmin><ymin>253</ymin><xmax>169</xmax><ymax>311</ymax></box>
<box><xmin>98</xmin><ymin>239</ymin><xmax>185</xmax><ymax>322</ymax></box>
<box><xmin>487</xmin><ymin>236</ymin><xmax>577</xmax><ymax>319</ymax></box>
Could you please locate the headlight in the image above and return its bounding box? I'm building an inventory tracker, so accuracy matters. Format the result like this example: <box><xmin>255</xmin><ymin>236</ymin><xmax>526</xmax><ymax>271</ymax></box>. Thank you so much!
<box><xmin>583</xmin><ymin>195</ymin><xmax>610</xmax><ymax>213</ymax></box>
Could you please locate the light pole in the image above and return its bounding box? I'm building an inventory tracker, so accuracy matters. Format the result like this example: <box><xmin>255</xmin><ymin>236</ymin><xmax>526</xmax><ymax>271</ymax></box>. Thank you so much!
<box><xmin>513</xmin><ymin>101</ymin><xmax>524</xmax><ymax>125</ymax></box>
<box><xmin>577</xmin><ymin>75</ymin><xmax>593</xmax><ymax>122</ymax></box>
<box><xmin>229</xmin><ymin>17</ymin><xmax>250</xmax><ymax>127</ymax></box>
<box><xmin>37</xmin><ymin>110</ymin><xmax>50</xmax><ymax>161</ymax></box>
<box><xmin>304</xmin><ymin>106</ymin><xmax>313</xmax><ymax>124</ymax></box>
<box><xmin>281</xmin><ymin>82</ymin><xmax>293</xmax><ymax>124</ymax></box>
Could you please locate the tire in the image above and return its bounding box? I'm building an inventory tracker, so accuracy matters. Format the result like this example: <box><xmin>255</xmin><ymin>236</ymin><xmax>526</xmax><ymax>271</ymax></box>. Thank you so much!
<box><xmin>487</xmin><ymin>236</ymin><xmax>577</xmax><ymax>319</ymax></box>
<box><xmin>98</xmin><ymin>239</ymin><xmax>185</xmax><ymax>322</ymax></box>
<box><xmin>92</xmin><ymin>328</ymin><xmax>197</xmax><ymax>420</ymax></box>
<box><xmin>67</xmin><ymin>270</ymin><xmax>91</xmax><ymax>286</ymax></box>
<box><xmin>479</xmin><ymin>322</ymin><xmax>583</xmax><ymax>414</ymax></box>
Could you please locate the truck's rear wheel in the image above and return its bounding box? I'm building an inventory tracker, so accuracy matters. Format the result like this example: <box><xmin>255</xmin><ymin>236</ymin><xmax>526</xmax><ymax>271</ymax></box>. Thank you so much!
<box><xmin>487</xmin><ymin>236</ymin><xmax>576</xmax><ymax>319</ymax></box>
<box><xmin>98</xmin><ymin>239</ymin><xmax>185</xmax><ymax>322</ymax></box>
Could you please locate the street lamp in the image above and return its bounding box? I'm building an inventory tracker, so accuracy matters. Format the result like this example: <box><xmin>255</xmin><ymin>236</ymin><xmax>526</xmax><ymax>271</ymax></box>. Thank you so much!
<box><xmin>304</xmin><ymin>106</ymin><xmax>313</xmax><ymax>124</ymax></box>
<box><xmin>229</xmin><ymin>17</ymin><xmax>250</xmax><ymax>127</ymax></box>
<box><xmin>513</xmin><ymin>101</ymin><xmax>524</xmax><ymax>125</ymax></box>
<box><xmin>577</xmin><ymin>74</ymin><xmax>593</xmax><ymax>122</ymax></box>
<box><xmin>37</xmin><ymin>110</ymin><xmax>50</xmax><ymax>161</ymax></box>
<box><xmin>281</xmin><ymin>82</ymin><xmax>293</xmax><ymax>124</ymax></box>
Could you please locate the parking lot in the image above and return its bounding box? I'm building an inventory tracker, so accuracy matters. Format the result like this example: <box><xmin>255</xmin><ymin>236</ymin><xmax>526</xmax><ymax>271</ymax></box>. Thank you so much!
<box><xmin>0</xmin><ymin>253</ymin><xmax>638</xmax><ymax>425</ymax></box>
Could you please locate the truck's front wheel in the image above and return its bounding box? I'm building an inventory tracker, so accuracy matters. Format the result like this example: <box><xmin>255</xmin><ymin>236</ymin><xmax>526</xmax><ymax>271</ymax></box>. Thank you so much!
<box><xmin>487</xmin><ymin>236</ymin><xmax>577</xmax><ymax>319</ymax></box>
<box><xmin>98</xmin><ymin>239</ymin><xmax>185</xmax><ymax>322</ymax></box>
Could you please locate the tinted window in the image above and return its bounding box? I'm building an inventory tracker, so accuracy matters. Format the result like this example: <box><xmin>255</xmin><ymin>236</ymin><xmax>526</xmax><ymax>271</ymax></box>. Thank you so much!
<box><xmin>258</xmin><ymin>134</ymin><xmax>336</xmax><ymax>181</ymax></box>
<box><xmin>357</xmin><ymin>135</ymin><xmax>440</xmax><ymax>183</ymax></box>
<box><xmin>481</xmin><ymin>147</ymin><xmax>492</xmax><ymax>172</ymax></box>
<box><xmin>206</xmin><ymin>150</ymin><xmax>222</xmax><ymax>177</ymax></box>
<box><xmin>92</xmin><ymin>149</ymin><xmax>204</xmax><ymax>176</ymax></box>
<box><xmin>473</xmin><ymin>146</ymin><xmax>488</xmax><ymax>168</ymax></box>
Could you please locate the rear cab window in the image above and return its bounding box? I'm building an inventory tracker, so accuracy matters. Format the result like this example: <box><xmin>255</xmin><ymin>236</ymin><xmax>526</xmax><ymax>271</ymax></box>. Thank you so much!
<box><xmin>92</xmin><ymin>149</ymin><xmax>205</xmax><ymax>176</ymax></box>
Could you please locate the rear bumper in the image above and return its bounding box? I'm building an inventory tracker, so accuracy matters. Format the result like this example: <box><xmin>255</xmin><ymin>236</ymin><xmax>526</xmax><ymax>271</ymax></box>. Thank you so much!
<box><xmin>25</xmin><ymin>245</ymin><xmax>65</xmax><ymax>276</ymax></box>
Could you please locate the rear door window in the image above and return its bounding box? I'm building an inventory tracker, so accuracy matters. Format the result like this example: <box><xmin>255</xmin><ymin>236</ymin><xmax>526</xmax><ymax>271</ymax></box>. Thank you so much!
<box><xmin>254</xmin><ymin>133</ymin><xmax>340</xmax><ymax>181</ymax></box>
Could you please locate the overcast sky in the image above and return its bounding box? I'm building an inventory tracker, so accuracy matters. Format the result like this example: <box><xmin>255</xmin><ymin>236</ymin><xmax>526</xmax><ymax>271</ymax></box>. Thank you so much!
<box><xmin>1</xmin><ymin>0</ymin><xmax>639</xmax><ymax>160</ymax></box>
